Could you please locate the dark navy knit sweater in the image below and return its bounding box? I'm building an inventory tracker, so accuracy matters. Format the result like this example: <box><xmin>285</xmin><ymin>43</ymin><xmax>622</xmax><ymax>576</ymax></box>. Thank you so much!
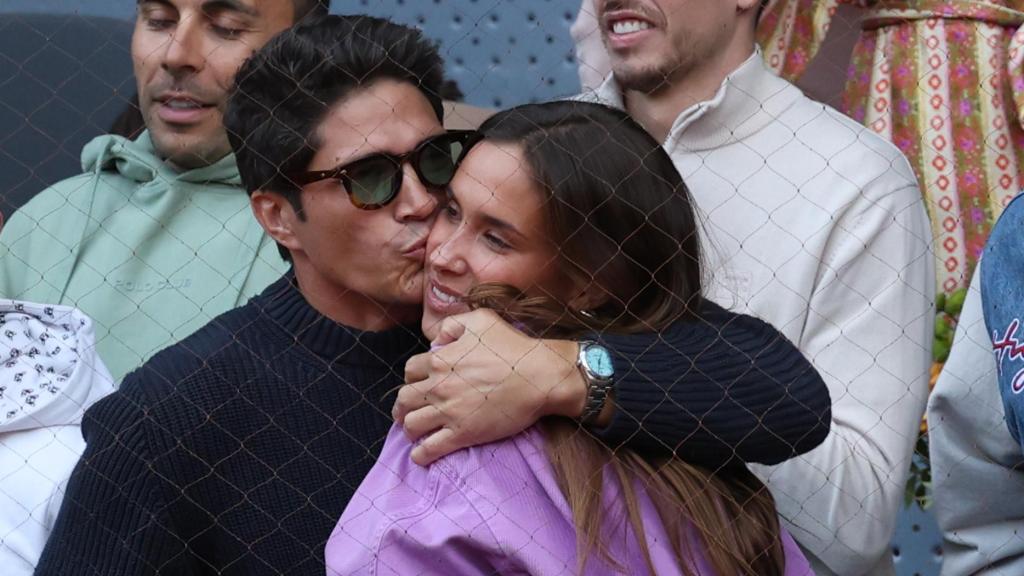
<box><xmin>36</xmin><ymin>273</ymin><xmax>828</xmax><ymax>575</ymax></box>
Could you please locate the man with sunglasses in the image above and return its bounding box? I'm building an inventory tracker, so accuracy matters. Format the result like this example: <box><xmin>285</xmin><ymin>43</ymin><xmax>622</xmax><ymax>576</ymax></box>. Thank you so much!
<box><xmin>37</xmin><ymin>13</ymin><xmax>832</xmax><ymax>575</ymax></box>
<box><xmin>287</xmin><ymin>130</ymin><xmax>475</xmax><ymax>211</ymax></box>
<box><xmin>2</xmin><ymin>2</ymin><xmax>325</xmax><ymax>574</ymax></box>
<box><xmin>35</xmin><ymin>17</ymin><xmax>460</xmax><ymax>576</ymax></box>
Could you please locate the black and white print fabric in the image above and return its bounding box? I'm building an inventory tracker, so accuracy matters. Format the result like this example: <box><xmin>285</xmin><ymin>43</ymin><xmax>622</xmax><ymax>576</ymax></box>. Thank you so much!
<box><xmin>0</xmin><ymin>300</ymin><xmax>114</xmax><ymax>575</ymax></box>
<box><xmin>0</xmin><ymin>300</ymin><xmax>112</xmax><ymax>430</ymax></box>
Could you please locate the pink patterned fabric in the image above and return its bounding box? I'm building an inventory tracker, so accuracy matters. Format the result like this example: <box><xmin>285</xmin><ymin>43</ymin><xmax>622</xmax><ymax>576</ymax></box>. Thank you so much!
<box><xmin>759</xmin><ymin>0</ymin><xmax>1024</xmax><ymax>293</ymax></box>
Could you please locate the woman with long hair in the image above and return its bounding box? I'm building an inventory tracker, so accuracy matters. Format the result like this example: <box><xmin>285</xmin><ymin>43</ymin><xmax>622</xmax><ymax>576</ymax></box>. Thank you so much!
<box><xmin>326</xmin><ymin>100</ymin><xmax>816</xmax><ymax>575</ymax></box>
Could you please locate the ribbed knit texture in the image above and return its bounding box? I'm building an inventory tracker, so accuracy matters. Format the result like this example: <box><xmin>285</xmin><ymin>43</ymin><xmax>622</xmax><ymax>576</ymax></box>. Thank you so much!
<box><xmin>596</xmin><ymin>300</ymin><xmax>831</xmax><ymax>467</ymax></box>
<box><xmin>34</xmin><ymin>275</ymin><xmax>829</xmax><ymax>575</ymax></box>
<box><xmin>35</xmin><ymin>272</ymin><xmax>426</xmax><ymax>576</ymax></box>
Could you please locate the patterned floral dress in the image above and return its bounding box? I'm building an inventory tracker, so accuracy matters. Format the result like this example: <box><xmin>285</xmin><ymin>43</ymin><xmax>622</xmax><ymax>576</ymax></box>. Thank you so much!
<box><xmin>759</xmin><ymin>0</ymin><xmax>1024</xmax><ymax>294</ymax></box>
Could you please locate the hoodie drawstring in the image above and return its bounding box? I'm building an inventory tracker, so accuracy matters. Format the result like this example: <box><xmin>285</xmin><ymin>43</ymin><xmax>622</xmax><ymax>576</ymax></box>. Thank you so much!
<box><xmin>56</xmin><ymin>163</ymin><xmax>106</xmax><ymax>304</ymax></box>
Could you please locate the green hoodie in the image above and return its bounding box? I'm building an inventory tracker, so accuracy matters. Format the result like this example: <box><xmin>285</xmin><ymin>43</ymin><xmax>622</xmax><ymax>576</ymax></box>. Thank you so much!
<box><xmin>0</xmin><ymin>132</ymin><xmax>288</xmax><ymax>381</ymax></box>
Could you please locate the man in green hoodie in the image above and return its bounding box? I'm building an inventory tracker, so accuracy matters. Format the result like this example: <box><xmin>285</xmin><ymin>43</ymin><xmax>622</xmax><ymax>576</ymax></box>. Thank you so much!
<box><xmin>0</xmin><ymin>0</ymin><xmax>327</xmax><ymax>381</ymax></box>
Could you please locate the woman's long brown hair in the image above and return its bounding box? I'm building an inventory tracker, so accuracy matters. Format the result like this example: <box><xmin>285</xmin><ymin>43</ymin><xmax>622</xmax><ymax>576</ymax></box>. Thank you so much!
<box><xmin>467</xmin><ymin>101</ymin><xmax>787</xmax><ymax>575</ymax></box>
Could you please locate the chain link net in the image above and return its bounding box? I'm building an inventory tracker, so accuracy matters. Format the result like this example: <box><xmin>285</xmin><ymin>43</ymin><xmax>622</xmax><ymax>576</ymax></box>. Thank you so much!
<box><xmin>3</xmin><ymin>0</ymin><xmax>1019</xmax><ymax>574</ymax></box>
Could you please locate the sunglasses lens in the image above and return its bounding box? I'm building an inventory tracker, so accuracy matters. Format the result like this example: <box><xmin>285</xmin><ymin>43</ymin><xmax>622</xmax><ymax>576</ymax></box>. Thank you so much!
<box><xmin>345</xmin><ymin>157</ymin><xmax>399</xmax><ymax>209</ymax></box>
<box><xmin>418</xmin><ymin>134</ymin><xmax>466</xmax><ymax>186</ymax></box>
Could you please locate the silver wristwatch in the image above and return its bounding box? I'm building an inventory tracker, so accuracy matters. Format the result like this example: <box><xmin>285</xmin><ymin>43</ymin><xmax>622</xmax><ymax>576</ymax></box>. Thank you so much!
<box><xmin>577</xmin><ymin>340</ymin><xmax>614</xmax><ymax>426</ymax></box>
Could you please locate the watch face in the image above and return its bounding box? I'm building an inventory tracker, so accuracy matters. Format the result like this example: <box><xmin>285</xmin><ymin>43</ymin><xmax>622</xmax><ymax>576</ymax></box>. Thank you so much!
<box><xmin>585</xmin><ymin>345</ymin><xmax>614</xmax><ymax>379</ymax></box>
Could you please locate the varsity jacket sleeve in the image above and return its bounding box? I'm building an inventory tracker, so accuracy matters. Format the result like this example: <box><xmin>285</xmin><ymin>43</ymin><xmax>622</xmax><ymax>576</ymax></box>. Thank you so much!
<box><xmin>929</xmin><ymin>269</ymin><xmax>1024</xmax><ymax>575</ymax></box>
<box><xmin>34</xmin><ymin>372</ymin><xmax>190</xmax><ymax>576</ymax></box>
<box><xmin>592</xmin><ymin>300</ymin><xmax>831</xmax><ymax>467</ymax></box>
<box><xmin>982</xmin><ymin>195</ymin><xmax>1024</xmax><ymax>447</ymax></box>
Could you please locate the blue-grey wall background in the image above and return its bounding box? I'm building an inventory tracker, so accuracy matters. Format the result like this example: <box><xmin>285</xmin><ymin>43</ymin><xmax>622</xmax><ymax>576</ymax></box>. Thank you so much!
<box><xmin>0</xmin><ymin>0</ymin><xmax>584</xmax><ymax>109</ymax></box>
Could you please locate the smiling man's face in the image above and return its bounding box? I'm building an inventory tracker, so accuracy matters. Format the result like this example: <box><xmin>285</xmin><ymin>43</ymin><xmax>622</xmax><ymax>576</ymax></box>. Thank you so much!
<box><xmin>598</xmin><ymin>0</ymin><xmax>737</xmax><ymax>93</ymax></box>
<box><xmin>132</xmin><ymin>0</ymin><xmax>294</xmax><ymax>169</ymax></box>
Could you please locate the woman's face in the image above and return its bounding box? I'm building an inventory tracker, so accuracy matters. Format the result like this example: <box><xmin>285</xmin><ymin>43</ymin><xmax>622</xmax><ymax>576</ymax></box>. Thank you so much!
<box><xmin>421</xmin><ymin>140</ymin><xmax>569</xmax><ymax>340</ymax></box>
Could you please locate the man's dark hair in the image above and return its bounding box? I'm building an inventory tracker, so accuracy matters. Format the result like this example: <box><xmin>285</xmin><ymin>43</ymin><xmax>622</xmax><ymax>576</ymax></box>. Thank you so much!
<box><xmin>224</xmin><ymin>14</ymin><xmax>445</xmax><ymax>260</ymax></box>
<box><xmin>292</xmin><ymin>0</ymin><xmax>329</xmax><ymax>21</ymax></box>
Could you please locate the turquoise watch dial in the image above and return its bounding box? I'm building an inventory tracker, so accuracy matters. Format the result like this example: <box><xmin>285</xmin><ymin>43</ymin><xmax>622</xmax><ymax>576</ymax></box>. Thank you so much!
<box><xmin>584</xmin><ymin>345</ymin><xmax>614</xmax><ymax>379</ymax></box>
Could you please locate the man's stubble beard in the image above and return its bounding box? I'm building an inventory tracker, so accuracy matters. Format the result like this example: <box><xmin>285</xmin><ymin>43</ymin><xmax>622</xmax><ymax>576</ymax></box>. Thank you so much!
<box><xmin>137</xmin><ymin>93</ymin><xmax>230</xmax><ymax>170</ymax></box>
<box><xmin>148</xmin><ymin>122</ymin><xmax>233</xmax><ymax>171</ymax></box>
<box><xmin>611</xmin><ymin>47</ymin><xmax>692</xmax><ymax>96</ymax></box>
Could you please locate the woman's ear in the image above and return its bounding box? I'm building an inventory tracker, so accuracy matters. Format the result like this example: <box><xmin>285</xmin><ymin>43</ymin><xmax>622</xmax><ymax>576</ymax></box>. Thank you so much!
<box><xmin>251</xmin><ymin>190</ymin><xmax>304</xmax><ymax>253</ymax></box>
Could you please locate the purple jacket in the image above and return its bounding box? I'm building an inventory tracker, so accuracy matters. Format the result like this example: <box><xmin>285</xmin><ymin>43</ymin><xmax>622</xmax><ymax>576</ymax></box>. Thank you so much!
<box><xmin>326</xmin><ymin>424</ymin><xmax>814</xmax><ymax>575</ymax></box>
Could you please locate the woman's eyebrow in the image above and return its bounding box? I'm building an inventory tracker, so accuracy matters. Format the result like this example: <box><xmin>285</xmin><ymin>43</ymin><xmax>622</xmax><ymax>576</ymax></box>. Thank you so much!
<box><xmin>446</xmin><ymin>183</ymin><xmax>527</xmax><ymax>240</ymax></box>
<box><xmin>479</xmin><ymin>213</ymin><xmax>525</xmax><ymax>240</ymax></box>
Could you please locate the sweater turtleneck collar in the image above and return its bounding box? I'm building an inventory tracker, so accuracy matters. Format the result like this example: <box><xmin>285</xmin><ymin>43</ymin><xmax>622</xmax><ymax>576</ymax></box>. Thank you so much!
<box><xmin>588</xmin><ymin>49</ymin><xmax>803</xmax><ymax>153</ymax></box>
<box><xmin>255</xmin><ymin>271</ymin><xmax>427</xmax><ymax>367</ymax></box>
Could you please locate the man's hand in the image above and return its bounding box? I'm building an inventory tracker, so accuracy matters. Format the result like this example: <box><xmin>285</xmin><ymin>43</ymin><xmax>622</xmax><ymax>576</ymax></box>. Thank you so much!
<box><xmin>394</xmin><ymin>308</ymin><xmax>585</xmax><ymax>465</ymax></box>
